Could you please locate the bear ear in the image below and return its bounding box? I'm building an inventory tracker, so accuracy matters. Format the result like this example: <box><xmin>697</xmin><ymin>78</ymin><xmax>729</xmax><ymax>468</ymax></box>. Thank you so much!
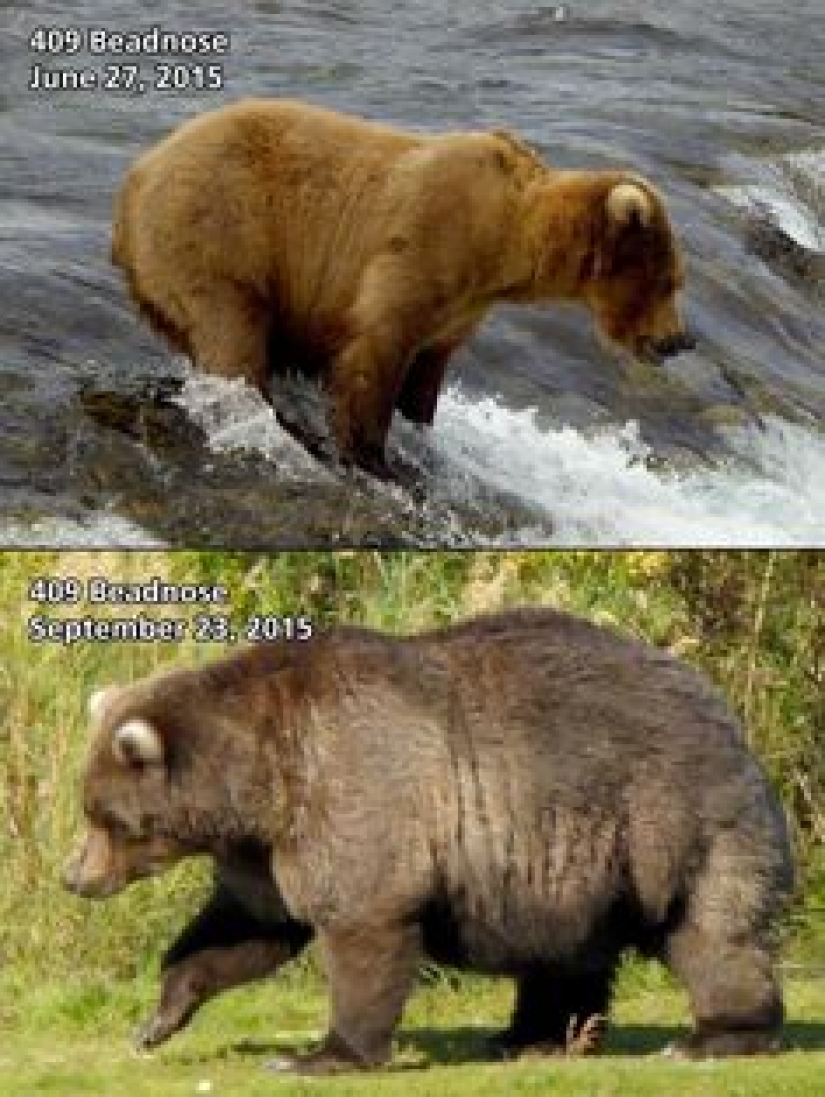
<box><xmin>606</xmin><ymin>181</ymin><xmax>652</xmax><ymax>231</ymax></box>
<box><xmin>112</xmin><ymin>719</ymin><xmax>164</xmax><ymax>767</ymax></box>
<box><xmin>89</xmin><ymin>685</ymin><xmax>120</xmax><ymax>722</ymax></box>
<box><xmin>490</xmin><ymin>129</ymin><xmax>544</xmax><ymax>168</ymax></box>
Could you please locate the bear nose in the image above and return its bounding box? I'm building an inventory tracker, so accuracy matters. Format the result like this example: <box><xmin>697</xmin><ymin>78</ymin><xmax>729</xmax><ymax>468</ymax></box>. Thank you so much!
<box><xmin>654</xmin><ymin>332</ymin><xmax>696</xmax><ymax>358</ymax></box>
<box><xmin>61</xmin><ymin>856</ymin><xmax>82</xmax><ymax>895</ymax></box>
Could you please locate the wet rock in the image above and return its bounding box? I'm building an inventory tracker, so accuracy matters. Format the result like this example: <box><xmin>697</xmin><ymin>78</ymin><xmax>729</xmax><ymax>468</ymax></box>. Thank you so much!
<box><xmin>45</xmin><ymin>378</ymin><xmax>551</xmax><ymax>547</ymax></box>
<box><xmin>744</xmin><ymin>217</ymin><xmax>825</xmax><ymax>298</ymax></box>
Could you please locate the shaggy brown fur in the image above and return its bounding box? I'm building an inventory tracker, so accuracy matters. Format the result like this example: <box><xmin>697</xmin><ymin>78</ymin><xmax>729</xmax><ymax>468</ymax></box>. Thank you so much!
<box><xmin>64</xmin><ymin>609</ymin><xmax>791</xmax><ymax>1073</ymax></box>
<box><xmin>112</xmin><ymin>99</ymin><xmax>692</xmax><ymax>474</ymax></box>
<box><xmin>135</xmin><ymin>847</ymin><xmax>603</xmax><ymax>1056</ymax></box>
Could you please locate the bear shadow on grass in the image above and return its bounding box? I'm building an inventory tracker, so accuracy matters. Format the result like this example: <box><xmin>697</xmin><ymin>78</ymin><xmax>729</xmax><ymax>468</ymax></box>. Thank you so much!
<box><xmin>176</xmin><ymin>1018</ymin><xmax>825</xmax><ymax>1070</ymax></box>
<box><xmin>395</xmin><ymin>1023</ymin><xmax>687</xmax><ymax>1064</ymax></box>
<box><xmin>781</xmin><ymin>1020</ymin><xmax>825</xmax><ymax>1053</ymax></box>
<box><xmin>398</xmin><ymin>1018</ymin><xmax>825</xmax><ymax>1063</ymax></box>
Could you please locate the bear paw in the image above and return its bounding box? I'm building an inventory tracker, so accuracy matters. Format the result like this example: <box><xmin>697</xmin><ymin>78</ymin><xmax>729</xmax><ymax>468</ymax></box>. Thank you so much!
<box><xmin>265</xmin><ymin>1032</ymin><xmax>375</xmax><ymax>1075</ymax></box>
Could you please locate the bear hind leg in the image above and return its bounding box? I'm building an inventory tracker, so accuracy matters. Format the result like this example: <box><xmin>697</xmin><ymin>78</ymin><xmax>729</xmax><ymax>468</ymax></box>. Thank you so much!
<box><xmin>665</xmin><ymin>920</ymin><xmax>784</xmax><ymax>1058</ymax></box>
<box><xmin>491</xmin><ymin>961</ymin><xmax>613</xmax><ymax>1058</ymax></box>
<box><xmin>183</xmin><ymin>284</ymin><xmax>271</xmax><ymax>398</ymax></box>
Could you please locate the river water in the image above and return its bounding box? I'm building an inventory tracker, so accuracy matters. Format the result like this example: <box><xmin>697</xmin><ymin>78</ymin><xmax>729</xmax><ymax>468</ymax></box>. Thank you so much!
<box><xmin>1</xmin><ymin>0</ymin><xmax>823</xmax><ymax>546</ymax></box>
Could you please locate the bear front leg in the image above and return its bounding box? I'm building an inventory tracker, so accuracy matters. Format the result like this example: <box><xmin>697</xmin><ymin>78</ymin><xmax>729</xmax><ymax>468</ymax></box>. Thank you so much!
<box><xmin>396</xmin><ymin>343</ymin><xmax>455</xmax><ymax>428</ymax></box>
<box><xmin>138</xmin><ymin>941</ymin><xmax>301</xmax><ymax>1050</ymax></box>
<box><xmin>136</xmin><ymin>890</ymin><xmax>311</xmax><ymax>1049</ymax></box>
<box><xmin>397</xmin><ymin>320</ymin><xmax>478</xmax><ymax>427</ymax></box>
<box><xmin>330</xmin><ymin>256</ymin><xmax>442</xmax><ymax>475</ymax></box>
<box><xmin>268</xmin><ymin>920</ymin><xmax>419</xmax><ymax>1074</ymax></box>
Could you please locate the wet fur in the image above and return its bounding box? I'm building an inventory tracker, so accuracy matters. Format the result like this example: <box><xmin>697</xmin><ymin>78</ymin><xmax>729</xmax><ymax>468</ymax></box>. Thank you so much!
<box><xmin>112</xmin><ymin>100</ymin><xmax>688</xmax><ymax>472</ymax></box>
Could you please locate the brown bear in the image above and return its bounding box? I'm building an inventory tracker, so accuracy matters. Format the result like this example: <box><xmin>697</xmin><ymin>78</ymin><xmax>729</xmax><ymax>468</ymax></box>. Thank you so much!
<box><xmin>135</xmin><ymin>845</ymin><xmax>600</xmax><ymax>1057</ymax></box>
<box><xmin>112</xmin><ymin>99</ymin><xmax>694</xmax><ymax>476</ymax></box>
<box><xmin>64</xmin><ymin>609</ymin><xmax>791</xmax><ymax>1074</ymax></box>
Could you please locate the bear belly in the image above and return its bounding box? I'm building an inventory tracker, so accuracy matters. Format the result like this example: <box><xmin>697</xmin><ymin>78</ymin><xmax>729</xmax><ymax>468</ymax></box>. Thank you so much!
<box><xmin>420</xmin><ymin>891</ymin><xmax>590</xmax><ymax>975</ymax></box>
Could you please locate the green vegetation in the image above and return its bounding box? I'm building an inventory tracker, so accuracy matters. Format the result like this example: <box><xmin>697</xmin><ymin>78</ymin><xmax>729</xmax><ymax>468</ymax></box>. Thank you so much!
<box><xmin>2</xmin><ymin>968</ymin><xmax>825</xmax><ymax>1095</ymax></box>
<box><xmin>1</xmin><ymin>550</ymin><xmax>823</xmax><ymax>1092</ymax></box>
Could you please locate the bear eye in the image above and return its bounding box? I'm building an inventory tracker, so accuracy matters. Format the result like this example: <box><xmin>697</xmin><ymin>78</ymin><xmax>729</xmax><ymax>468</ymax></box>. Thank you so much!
<box><xmin>102</xmin><ymin>811</ymin><xmax>132</xmax><ymax>837</ymax></box>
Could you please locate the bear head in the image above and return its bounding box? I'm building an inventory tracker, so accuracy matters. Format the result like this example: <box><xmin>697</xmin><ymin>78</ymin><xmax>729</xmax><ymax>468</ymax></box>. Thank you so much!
<box><xmin>63</xmin><ymin>684</ymin><xmax>197</xmax><ymax>898</ymax></box>
<box><xmin>584</xmin><ymin>177</ymin><xmax>694</xmax><ymax>365</ymax></box>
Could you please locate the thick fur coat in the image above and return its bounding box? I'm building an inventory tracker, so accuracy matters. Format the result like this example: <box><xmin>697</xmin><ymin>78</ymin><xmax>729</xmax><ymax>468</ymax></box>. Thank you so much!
<box><xmin>65</xmin><ymin>609</ymin><xmax>791</xmax><ymax>1072</ymax></box>
<box><xmin>112</xmin><ymin>100</ymin><xmax>691</xmax><ymax>472</ymax></box>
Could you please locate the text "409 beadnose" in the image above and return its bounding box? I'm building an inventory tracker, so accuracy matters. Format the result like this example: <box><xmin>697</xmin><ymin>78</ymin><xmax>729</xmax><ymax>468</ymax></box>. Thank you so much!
<box><xmin>29</xmin><ymin>26</ymin><xmax>231</xmax><ymax>57</ymax></box>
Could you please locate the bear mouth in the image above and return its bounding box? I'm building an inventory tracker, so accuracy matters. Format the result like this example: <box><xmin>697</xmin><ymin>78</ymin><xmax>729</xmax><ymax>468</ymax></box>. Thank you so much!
<box><xmin>634</xmin><ymin>333</ymin><xmax>696</xmax><ymax>367</ymax></box>
<box><xmin>646</xmin><ymin>333</ymin><xmax>697</xmax><ymax>364</ymax></box>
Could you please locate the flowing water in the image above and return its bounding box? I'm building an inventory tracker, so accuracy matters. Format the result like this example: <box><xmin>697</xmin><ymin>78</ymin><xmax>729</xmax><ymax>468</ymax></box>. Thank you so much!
<box><xmin>1</xmin><ymin>0</ymin><xmax>823</xmax><ymax>546</ymax></box>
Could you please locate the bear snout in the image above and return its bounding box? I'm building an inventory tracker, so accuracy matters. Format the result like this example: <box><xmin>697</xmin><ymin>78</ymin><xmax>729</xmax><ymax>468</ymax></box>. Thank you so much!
<box><xmin>633</xmin><ymin>329</ymin><xmax>696</xmax><ymax>366</ymax></box>
<box><xmin>61</xmin><ymin>848</ymin><xmax>108</xmax><ymax>898</ymax></box>
<box><xmin>652</xmin><ymin>331</ymin><xmax>696</xmax><ymax>359</ymax></box>
<box><xmin>62</xmin><ymin>828</ymin><xmax>122</xmax><ymax>899</ymax></box>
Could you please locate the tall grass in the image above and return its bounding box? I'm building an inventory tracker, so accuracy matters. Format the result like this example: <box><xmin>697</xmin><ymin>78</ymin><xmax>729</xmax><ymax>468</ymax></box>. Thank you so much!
<box><xmin>1</xmin><ymin>550</ymin><xmax>823</xmax><ymax>983</ymax></box>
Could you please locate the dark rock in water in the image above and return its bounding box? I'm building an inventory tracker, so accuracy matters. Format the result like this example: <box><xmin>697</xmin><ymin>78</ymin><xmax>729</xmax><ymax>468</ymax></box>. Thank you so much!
<box><xmin>744</xmin><ymin>217</ymin><xmax>825</xmax><ymax>298</ymax></box>
<box><xmin>77</xmin><ymin>379</ymin><xmax>207</xmax><ymax>460</ymax></box>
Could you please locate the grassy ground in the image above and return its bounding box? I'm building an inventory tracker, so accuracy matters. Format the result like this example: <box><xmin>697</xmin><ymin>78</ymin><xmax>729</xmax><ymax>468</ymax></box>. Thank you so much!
<box><xmin>3</xmin><ymin>964</ymin><xmax>825</xmax><ymax>1096</ymax></box>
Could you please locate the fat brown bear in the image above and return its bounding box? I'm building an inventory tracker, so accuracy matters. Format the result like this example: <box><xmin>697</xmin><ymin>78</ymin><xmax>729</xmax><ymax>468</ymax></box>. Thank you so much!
<box><xmin>133</xmin><ymin>846</ymin><xmax>598</xmax><ymax>1057</ymax></box>
<box><xmin>64</xmin><ymin>609</ymin><xmax>791</xmax><ymax>1074</ymax></box>
<box><xmin>112</xmin><ymin>99</ymin><xmax>694</xmax><ymax>475</ymax></box>
<box><xmin>134</xmin><ymin>843</ymin><xmax>603</xmax><ymax>1057</ymax></box>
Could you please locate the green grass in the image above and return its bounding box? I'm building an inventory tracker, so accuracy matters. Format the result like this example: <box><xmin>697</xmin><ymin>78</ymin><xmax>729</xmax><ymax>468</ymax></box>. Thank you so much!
<box><xmin>3</xmin><ymin>965</ymin><xmax>824</xmax><ymax>1096</ymax></box>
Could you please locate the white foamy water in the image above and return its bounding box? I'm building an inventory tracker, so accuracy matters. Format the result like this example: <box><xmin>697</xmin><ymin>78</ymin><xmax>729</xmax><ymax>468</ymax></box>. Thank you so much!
<box><xmin>433</xmin><ymin>391</ymin><xmax>825</xmax><ymax>546</ymax></box>
<box><xmin>177</xmin><ymin>370</ymin><xmax>825</xmax><ymax>547</ymax></box>
<box><xmin>717</xmin><ymin>147</ymin><xmax>825</xmax><ymax>254</ymax></box>
<box><xmin>0</xmin><ymin>514</ymin><xmax>162</xmax><ymax>548</ymax></box>
<box><xmin>176</xmin><ymin>373</ymin><xmax>333</xmax><ymax>481</ymax></box>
